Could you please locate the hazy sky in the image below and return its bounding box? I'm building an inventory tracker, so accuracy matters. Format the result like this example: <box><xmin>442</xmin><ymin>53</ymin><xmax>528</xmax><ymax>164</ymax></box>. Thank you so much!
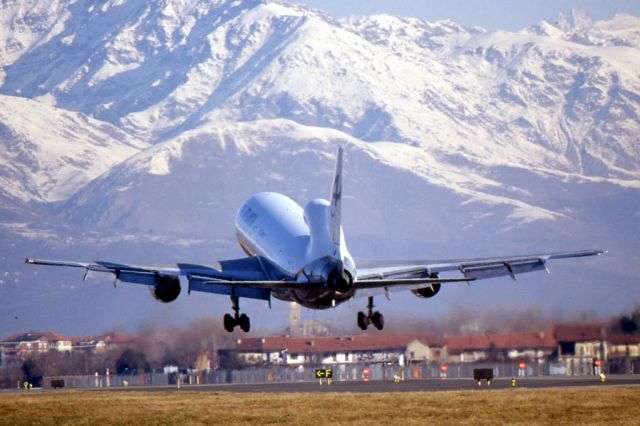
<box><xmin>293</xmin><ymin>0</ymin><xmax>640</xmax><ymax>31</ymax></box>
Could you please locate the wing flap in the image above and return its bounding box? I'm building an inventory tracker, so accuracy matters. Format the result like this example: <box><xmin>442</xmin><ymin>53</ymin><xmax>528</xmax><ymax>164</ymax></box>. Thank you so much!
<box><xmin>459</xmin><ymin>258</ymin><xmax>549</xmax><ymax>281</ymax></box>
<box><xmin>188</xmin><ymin>277</ymin><xmax>272</xmax><ymax>301</ymax></box>
<box><xmin>355</xmin><ymin>277</ymin><xmax>474</xmax><ymax>289</ymax></box>
<box><xmin>356</xmin><ymin>249</ymin><xmax>605</xmax><ymax>285</ymax></box>
<box><xmin>356</xmin><ymin>265</ymin><xmax>435</xmax><ymax>281</ymax></box>
<box><xmin>117</xmin><ymin>270</ymin><xmax>157</xmax><ymax>285</ymax></box>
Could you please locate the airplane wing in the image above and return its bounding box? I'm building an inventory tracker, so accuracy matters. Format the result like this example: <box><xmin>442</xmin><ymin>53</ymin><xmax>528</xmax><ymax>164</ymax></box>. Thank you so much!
<box><xmin>25</xmin><ymin>256</ymin><xmax>299</xmax><ymax>301</ymax></box>
<box><xmin>354</xmin><ymin>249</ymin><xmax>606</xmax><ymax>295</ymax></box>
<box><xmin>26</xmin><ymin>249</ymin><xmax>606</xmax><ymax>300</ymax></box>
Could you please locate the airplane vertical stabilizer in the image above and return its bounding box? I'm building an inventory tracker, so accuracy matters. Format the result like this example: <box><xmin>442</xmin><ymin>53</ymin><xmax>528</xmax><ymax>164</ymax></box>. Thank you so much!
<box><xmin>330</xmin><ymin>146</ymin><xmax>343</xmax><ymax>248</ymax></box>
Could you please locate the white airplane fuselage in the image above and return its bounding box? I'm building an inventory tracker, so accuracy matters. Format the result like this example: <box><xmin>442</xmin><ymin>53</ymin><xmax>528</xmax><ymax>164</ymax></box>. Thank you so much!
<box><xmin>235</xmin><ymin>192</ymin><xmax>356</xmax><ymax>308</ymax></box>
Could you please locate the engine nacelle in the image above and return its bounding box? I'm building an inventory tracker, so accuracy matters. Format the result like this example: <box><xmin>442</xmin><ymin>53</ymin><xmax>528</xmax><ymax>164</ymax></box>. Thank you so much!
<box><xmin>411</xmin><ymin>283</ymin><xmax>441</xmax><ymax>299</ymax></box>
<box><xmin>152</xmin><ymin>275</ymin><xmax>181</xmax><ymax>303</ymax></box>
<box><xmin>299</xmin><ymin>257</ymin><xmax>353</xmax><ymax>294</ymax></box>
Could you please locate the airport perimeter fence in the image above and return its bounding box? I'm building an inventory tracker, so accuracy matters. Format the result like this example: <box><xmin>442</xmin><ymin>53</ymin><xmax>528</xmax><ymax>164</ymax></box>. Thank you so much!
<box><xmin>38</xmin><ymin>361</ymin><xmax>574</xmax><ymax>389</ymax></box>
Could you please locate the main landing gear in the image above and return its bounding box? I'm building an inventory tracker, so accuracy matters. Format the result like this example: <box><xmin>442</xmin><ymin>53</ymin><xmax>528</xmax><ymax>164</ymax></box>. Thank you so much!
<box><xmin>223</xmin><ymin>296</ymin><xmax>250</xmax><ymax>333</ymax></box>
<box><xmin>357</xmin><ymin>296</ymin><xmax>384</xmax><ymax>330</ymax></box>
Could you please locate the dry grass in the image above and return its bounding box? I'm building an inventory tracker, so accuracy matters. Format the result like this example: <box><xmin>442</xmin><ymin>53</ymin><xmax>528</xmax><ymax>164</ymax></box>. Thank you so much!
<box><xmin>1</xmin><ymin>387</ymin><xmax>639</xmax><ymax>425</ymax></box>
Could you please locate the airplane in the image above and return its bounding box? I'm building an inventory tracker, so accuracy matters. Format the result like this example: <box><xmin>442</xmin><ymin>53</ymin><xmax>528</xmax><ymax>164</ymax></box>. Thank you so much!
<box><xmin>26</xmin><ymin>146</ymin><xmax>605</xmax><ymax>332</ymax></box>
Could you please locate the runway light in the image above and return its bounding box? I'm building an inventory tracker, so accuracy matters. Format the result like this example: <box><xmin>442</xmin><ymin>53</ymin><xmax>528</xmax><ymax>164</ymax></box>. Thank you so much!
<box><xmin>362</xmin><ymin>368</ymin><xmax>371</xmax><ymax>382</ymax></box>
<box><xmin>440</xmin><ymin>364</ymin><xmax>448</xmax><ymax>381</ymax></box>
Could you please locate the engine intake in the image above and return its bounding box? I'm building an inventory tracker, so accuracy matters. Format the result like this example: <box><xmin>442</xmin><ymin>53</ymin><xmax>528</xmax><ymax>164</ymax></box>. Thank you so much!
<box><xmin>152</xmin><ymin>275</ymin><xmax>181</xmax><ymax>303</ymax></box>
<box><xmin>327</xmin><ymin>266</ymin><xmax>353</xmax><ymax>294</ymax></box>
<box><xmin>411</xmin><ymin>283</ymin><xmax>441</xmax><ymax>299</ymax></box>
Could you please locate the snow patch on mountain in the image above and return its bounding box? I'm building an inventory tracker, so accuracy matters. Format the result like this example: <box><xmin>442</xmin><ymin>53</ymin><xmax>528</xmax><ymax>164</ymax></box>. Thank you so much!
<box><xmin>0</xmin><ymin>94</ymin><xmax>148</xmax><ymax>203</ymax></box>
<box><xmin>0</xmin><ymin>0</ymin><xmax>73</xmax><ymax>69</ymax></box>
<box><xmin>528</xmin><ymin>10</ymin><xmax>640</xmax><ymax>48</ymax></box>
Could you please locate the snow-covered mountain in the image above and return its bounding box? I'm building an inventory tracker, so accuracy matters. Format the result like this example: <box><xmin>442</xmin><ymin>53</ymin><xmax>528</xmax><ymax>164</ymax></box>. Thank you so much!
<box><xmin>2</xmin><ymin>1</ymin><xmax>639</xmax><ymax>200</ymax></box>
<box><xmin>0</xmin><ymin>94</ymin><xmax>148</xmax><ymax>204</ymax></box>
<box><xmin>0</xmin><ymin>0</ymin><xmax>638</xmax><ymax>336</ymax></box>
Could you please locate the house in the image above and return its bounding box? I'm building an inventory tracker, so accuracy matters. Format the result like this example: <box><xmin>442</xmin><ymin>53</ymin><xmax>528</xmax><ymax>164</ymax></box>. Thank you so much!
<box><xmin>607</xmin><ymin>334</ymin><xmax>640</xmax><ymax>358</ymax></box>
<box><xmin>554</xmin><ymin>324</ymin><xmax>607</xmax><ymax>375</ymax></box>
<box><xmin>0</xmin><ymin>331</ymin><xmax>73</xmax><ymax>357</ymax></box>
<box><xmin>73</xmin><ymin>332</ymin><xmax>138</xmax><ymax>353</ymax></box>
<box><xmin>445</xmin><ymin>332</ymin><xmax>557</xmax><ymax>364</ymax></box>
<box><xmin>225</xmin><ymin>333</ymin><xmax>444</xmax><ymax>367</ymax></box>
<box><xmin>606</xmin><ymin>334</ymin><xmax>640</xmax><ymax>374</ymax></box>
<box><xmin>406</xmin><ymin>337</ymin><xmax>446</xmax><ymax>364</ymax></box>
<box><xmin>73</xmin><ymin>336</ymin><xmax>107</xmax><ymax>353</ymax></box>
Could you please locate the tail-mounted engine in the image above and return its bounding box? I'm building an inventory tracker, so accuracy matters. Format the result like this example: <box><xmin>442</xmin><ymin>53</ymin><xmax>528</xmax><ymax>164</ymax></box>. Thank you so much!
<box><xmin>299</xmin><ymin>257</ymin><xmax>353</xmax><ymax>294</ymax></box>
<box><xmin>411</xmin><ymin>283</ymin><xmax>441</xmax><ymax>299</ymax></box>
<box><xmin>151</xmin><ymin>274</ymin><xmax>181</xmax><ymax>303</ymax></box>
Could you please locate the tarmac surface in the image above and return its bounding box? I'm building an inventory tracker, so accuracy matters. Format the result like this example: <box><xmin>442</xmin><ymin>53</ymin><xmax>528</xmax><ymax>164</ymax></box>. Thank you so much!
<box><xmin>4</xmin><ymin>375</ymin><xmax>639</xmax><ymax>394</ymax></box>
<box><xmin>83</xmin><ymin>375</ymin><xmax>640</xmax><ymax>393</ymax></box>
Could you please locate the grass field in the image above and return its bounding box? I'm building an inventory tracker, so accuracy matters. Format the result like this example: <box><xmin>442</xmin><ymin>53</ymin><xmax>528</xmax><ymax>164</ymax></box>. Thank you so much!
<box><xmin>1</xmin><ymin>387</ymin><xmax>639</xmax><ymax>425</ymax></box>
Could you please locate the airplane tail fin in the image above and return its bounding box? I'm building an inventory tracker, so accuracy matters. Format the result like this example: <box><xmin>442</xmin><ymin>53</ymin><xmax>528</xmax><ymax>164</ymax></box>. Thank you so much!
<box><xmin>329</xmin><ymin>146</ymin><xmax>343</xmax><ymax>247</ymax></box>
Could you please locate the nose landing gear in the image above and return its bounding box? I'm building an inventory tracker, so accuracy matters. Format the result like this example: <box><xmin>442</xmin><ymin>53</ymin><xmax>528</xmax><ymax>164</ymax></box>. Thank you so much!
<box><xmin>223</xmin><ymin>296</ymin><xmax>251</xmax><ymax>332</ymax></box>
<box><xmin>357</xmin><ymin>296</ymin><xmax>384</xmax><ymax>330</ymax></box>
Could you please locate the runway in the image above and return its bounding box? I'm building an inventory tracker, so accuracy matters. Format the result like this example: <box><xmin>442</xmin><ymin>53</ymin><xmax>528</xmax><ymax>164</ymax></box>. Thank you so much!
<box><xmin>4</xmin><ymin>375</ymin><xmax>638</xmax><ymax>394</ymax></box>
<box><xmin>106</xmin><ymin>375</ymin><xmax>640</xmax><ymax>393</ymax></box>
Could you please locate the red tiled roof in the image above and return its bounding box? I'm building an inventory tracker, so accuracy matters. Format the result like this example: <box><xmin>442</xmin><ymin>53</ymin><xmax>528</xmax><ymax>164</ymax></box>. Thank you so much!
<box><xmin>554</xmin><ymin>324</ymin><xmax>605</xmax><ymax>342</ymax></box>
<box><xmin>608</xmin><ymin>334</ymin><xmax>640</xmax><ymax>345</ymax></box>
<box><xmin>235</xmin><ymin>333</ymin><xmax>442</xmax><ymax>354</ymax></box>
<box><xmin>1</xmin><ymin>331</ymin><xmax>72</xmax><ymax>343</ymax></box>
<box><xmin>445</xmin><ymin>332</ymin><xmax>556</xmax><ymax>354</ymax></box>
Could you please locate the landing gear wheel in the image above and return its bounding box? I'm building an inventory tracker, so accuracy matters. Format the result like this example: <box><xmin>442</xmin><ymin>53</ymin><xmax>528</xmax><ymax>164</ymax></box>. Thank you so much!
<box><xmin>357</xmin><ymin>311</ymin><xmax>368</xmax><ymax>330</ymax></box>
<box><xmin>223</xmin><ymin>296</ymin><xmax>251</xmax><ymax>333</ymax></box>
<box><xmin>239</xmin><ymin>313</ymin><xmax>251</xmax><ymax>332</ymax></box>
<box><xmin>223</xmin><ymin>313</ymin><xmax>235</xmax><ymax>332</ymax></box>
<box><xmin>356</xmin><ymin>297</ymin><xmax>385</xmax><ymax>331</ymax></box>
<box><xmin>372</xmin><ymin>311</ymin><xmax>384</xmax><ymax>330</ymax></box>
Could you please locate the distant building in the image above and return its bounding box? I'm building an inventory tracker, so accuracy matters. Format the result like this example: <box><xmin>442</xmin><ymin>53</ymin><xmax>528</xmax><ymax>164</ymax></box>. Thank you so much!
<box><xmin>224</xmin><ymin>333</ymin><xmax>443</xmax><ymax>367</ymax></box>
<box><xmin>445</xmin><ymin>332</ymin><xmax>556</xmax><ymax>364</ymax></box>
<box><xmin>0</xmin><ymin>331</ymin><xmax>73</xmax><ymax>357</ymax></box>
<box><xmin>406</xmin><ymin>337</ymin><xmax>446</xmax><ymax>364</ymax></box>
<box><xmin>608</xmin><ymin>334</ymin><xmax>640</xmax><ymax>358</ymax></box>
<box><xmin>554</xmin><ymin>324</ymin><xmax>607</xmax><ymax>375</ymax></box>
<box><xmin>0</xmin><ymin>331</ymin><xmax>139</xmax><ymax>361</ymax></box>
<box><xmin>606</xmin><ymin>334</ymin><xmax>640</xmax><ymax>374</ymax></box>
<box><xmin>288</xmin><ymin>302</ymin><xmax>301</xmax><ymax>337</ymax></box>
<box><xmin>300</xmin><ymin>320</ymin><xmax>334</xmax><ymax>337</ymax></box>
<box><xmin>73</xmin><ymin>332</ymin><xmax>138</xmax><ymax>353</ymax></box>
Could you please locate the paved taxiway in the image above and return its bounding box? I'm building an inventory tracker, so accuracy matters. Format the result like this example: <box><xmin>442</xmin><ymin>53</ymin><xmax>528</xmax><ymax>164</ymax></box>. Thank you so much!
<box><xmin>97</xmin><ymin>375</ymin><xmax>640</xmax><ymax>393</ymax></box>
